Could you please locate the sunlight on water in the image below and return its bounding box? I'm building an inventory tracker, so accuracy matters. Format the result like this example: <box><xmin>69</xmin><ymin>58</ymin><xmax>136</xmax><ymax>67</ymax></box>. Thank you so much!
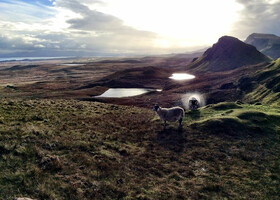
<box><xmin>169</xmin><ymin>73</ymin><xmax>195</xmax><ymax>80</ymax></box>
<box><xmin>60</xmin><ymin>64</ymin><xmax>85</xmax><ymax>66</ymax></box>
<box><xmin>96</xmin><ymin>88</ymin><xmax>161</xmax><ymax>98</ymax></box>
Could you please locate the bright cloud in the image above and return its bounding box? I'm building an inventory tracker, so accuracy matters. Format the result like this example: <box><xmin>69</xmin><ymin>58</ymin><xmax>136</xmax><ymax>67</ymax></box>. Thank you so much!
<box><xmin>95</xmin><ymin>0</ymin><xmax>243</xmax><ymax>47</ymax></box>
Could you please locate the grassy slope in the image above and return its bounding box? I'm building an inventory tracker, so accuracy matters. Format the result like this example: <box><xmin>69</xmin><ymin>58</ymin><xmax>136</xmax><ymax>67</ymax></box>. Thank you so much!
<box><xmin>0</xmin><ymin>99</ymin><xmax>279</xmax><ymax>199</ymax></box>
<box><xmin>244</xmin><ymin>58</ymin><xmax>280</xmax><ymax>105</ymax></box>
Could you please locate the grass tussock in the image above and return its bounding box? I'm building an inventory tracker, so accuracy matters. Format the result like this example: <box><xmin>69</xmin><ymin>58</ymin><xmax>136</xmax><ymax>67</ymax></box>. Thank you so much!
<box><xmin>0</xmin><ymin>98</ymin><xmax>279</xmax><ymax>199</ymax></box>
<box><xmin>211</xmin><ymin>102</ymin><xmax>242</xmax><ymax>110</ymax></box>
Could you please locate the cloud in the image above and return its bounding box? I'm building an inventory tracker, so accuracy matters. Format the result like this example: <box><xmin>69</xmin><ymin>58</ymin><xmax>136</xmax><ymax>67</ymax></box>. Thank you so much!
<box><xmin>231</xmin><ymin>0</ymin><xmax>280</xmax><ymax>39</ymax></box>
<box><xmin>0</xmin><ymin>0</ymin><xmax>164</xmax><ymax>57</ymax></box>
<box><xmin>57</xmin><ymin>0</ymin><xmax>159</xmax><ymax>51</ymax></box>
<box><xmin>6</xmin><ymin>0</ymin><xmax>280</xmax><ymax>57</ymax></box>
<box><xmin>67</xmin><ymin>10</ymin><xmax>125</xmax><ymax>32</ymax></box>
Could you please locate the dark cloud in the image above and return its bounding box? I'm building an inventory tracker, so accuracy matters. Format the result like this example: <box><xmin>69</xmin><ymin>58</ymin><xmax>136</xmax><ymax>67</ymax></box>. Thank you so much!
<box><xmin>67</xmin><ymin>10</ymin><xmax>124</xmax><ymax>31</ymax></box>
<box><xmin>232</xmin><ymin>0</ymin><xmax>280</xmax><ymax>38</ymax></box>
<box><xmin>0</xmin><ymin>35</ymin><xmax>35</xmax><ymax>53</ymax></box>
<box><xmin>55</xmin><ymin>0</ymin><xmax>108</xmax><ymax>17</ymax></box>
<box><xmin>0</xmin><ymin>33</ymin><xmax>98</xmax><ymax>57</ymax></box>
<box><xmin>57</xmin><ymin>0</ymin><xmax>159</xmax><ymax>53</ymax></box>
<box><xmin>61</xmin><ymin>0</ymin><xmax>156</xmax><ymax>36</ymax></box>
<box><xmin>0</xmin><ymin>32</ymin><xmax>86</xmax><ymax>55</ymax></box>
<box><xmin>56</xmin><ymin>0</ymin><xmax>94</xmax><ymax>15</ymax></box>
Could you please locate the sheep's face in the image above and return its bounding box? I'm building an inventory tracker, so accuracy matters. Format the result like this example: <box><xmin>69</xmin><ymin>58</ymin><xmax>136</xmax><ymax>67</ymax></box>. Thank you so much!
<box><xmin>189</xmin><ymin>99</ymin><xmax>198</xmax><ymax>106</ymax></box>
<box><xmin>153</xmin><ymin>104</ymin><xmax>159</xmax><ymax>111</ymax></box>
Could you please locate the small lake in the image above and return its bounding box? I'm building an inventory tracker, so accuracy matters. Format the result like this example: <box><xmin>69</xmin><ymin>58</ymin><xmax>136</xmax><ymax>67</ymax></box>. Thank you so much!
<box><xmin>96</xmin><ymin>88</ymin><xmax>162</xmax><ymax>98</ymax></box>
<box><xmin>61</xmin><ymin>64</ymin><xmax>85</xmax><ymax>66</ymax></box>
<box><xmin>169</xmin><ymin>73</ymin><xmax>195</xmax><ymax>80</ymax></box>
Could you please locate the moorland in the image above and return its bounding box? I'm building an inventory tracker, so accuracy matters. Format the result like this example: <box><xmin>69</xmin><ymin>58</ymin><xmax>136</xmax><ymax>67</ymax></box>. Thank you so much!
<box><xmin>0</xmin><ymin>34</ymin><xmax>280</xmax><ymax>199</ymax></box>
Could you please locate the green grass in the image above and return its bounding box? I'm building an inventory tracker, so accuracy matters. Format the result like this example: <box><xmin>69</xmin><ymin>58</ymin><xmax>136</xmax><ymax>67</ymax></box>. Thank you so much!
<box><xmin>244</xmin><ymin>58</ymin><xmax>280</xmax><ymax>106</ymax></box>
<box><xmin>0</xmin><ymin>99</ymin><xmax>279</xmax><ymax>199</ymax></box>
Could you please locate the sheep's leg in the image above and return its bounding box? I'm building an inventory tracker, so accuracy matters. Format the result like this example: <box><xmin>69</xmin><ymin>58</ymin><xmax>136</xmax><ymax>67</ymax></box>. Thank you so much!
<box><xmin>164</xmin><ymin>121</ymin><xmax>166</xmax><ymax>129</ymax></box>
<box><xmin>178</xmin><ymin>118</ymin><xmax>182</xmax><ymax>128</ymax></box>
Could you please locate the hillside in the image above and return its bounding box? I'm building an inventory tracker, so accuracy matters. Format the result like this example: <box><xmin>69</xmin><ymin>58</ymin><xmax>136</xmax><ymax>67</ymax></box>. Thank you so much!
<box><xmin>245</xmin><ymin>33</ymin><xmax>280</xmax><ymax>59</ymax></box>
<box><xmin>80</xmin><ymin>66</ymin><xmax>173</xmax><ymax>89</ymax></box>
<box><xmin>241</xmin><ymin>58</ymin><xmax>280</xmax><ymax>105</ymax></box>
<box><xmin>0</xmin><ymin>99</ymin><xmax>279</xmax><ymax>199</ymax></box>
<box><xmin>186</xmin><ymin>36</ymin><xmax>271</xmax><ymax>72</ymax></box>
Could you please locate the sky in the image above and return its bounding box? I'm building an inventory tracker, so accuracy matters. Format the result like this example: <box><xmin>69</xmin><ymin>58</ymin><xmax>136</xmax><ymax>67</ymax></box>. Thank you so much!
<box><xmin>0</xmin><ymin>0</ymin><xmax>280</xmax><ymax>57</ymax></box>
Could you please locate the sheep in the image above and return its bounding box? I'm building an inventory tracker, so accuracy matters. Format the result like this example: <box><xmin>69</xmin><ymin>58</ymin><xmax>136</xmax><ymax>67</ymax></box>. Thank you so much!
<box><xmin>153</xmin><ymin>104</ymin><xmax>185</xmax><ymax>129</ymax></box>
<box><xmin>189</xmin><ymin>97</ymin><xmax>199</xmax><ymax>110</ymax></box>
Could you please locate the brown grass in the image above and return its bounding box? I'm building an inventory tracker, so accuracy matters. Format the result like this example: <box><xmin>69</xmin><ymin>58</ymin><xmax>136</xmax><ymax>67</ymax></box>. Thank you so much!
<box><xmin>0</xmin><ymin>99</ymin><xmax>279</xmax><ymax>199</ymax></box>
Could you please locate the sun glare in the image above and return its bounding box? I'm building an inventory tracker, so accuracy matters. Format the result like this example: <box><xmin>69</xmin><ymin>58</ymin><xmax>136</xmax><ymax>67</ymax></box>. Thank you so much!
<box><xmin>93</xmin><ymin>0</ymin><xmax>243</xmax><ymax>48</ymax></box>
<box><xmin>169</xmin><ymin>73</ymin><xmax>195</xmax><ymax>80</ymax></box>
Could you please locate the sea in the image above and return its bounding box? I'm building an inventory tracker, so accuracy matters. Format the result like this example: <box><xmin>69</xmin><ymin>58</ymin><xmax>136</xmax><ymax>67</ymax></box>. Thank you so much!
<box><xmin>0</xmin><ymin>56</ymin><xmax>75</xmax><ymax>62</ymax></box>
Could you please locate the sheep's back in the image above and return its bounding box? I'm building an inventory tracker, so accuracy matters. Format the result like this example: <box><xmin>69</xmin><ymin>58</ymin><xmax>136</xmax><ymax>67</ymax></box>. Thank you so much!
<box><xmin>161</xmin><ymin>107</ymin><xmax>184</xmax><ymax>122</ymax></box>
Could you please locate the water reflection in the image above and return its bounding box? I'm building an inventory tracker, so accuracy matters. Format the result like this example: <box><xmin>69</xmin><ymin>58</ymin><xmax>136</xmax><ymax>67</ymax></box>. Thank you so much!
<box><xmin>169</xmin><ymin>73</ymin><xmax>195</xmax><ymax>80</ymax></box>
<box><xmin>61</xmin><ymin>64</ymin><xmax>85</xmax><ymax>66</ymax></box>
<box><xmin>96</xmin><ymin>88</ymin><xmax>162</xmax><ymax>98</ymax></box>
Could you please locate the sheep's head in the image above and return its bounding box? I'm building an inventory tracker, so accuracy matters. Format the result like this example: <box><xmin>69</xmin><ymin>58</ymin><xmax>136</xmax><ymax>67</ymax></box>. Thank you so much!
<box><xmin>153</xmin><ymin>104</ymin><xmax>160</xmax><ymax>111</ymax></box>
<box><xmin>189</xmin><ymin>97</ymin><xmax>199</xmax><ymax>106</ymax></box>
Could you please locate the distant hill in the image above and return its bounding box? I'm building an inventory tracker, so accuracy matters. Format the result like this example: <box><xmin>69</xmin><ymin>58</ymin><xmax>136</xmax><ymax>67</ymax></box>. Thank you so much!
<box><xmin>245</xmin><ymin>33</ymin><xmax>280</xmax><ymax>59</ymax></box>
<box><xmin>79</xmin><ymin>66</ymin><xmax>173</xmax><ymax>89</ymax></box>
<box><xmin>139</xmin><ymin>51</ymin><xmax>203</xmax><ymax>69</ymax></box>
<box><xmin>186</xmin><ymin>36</ymin><xmax>271</xmax><ymax>72</ymax></box>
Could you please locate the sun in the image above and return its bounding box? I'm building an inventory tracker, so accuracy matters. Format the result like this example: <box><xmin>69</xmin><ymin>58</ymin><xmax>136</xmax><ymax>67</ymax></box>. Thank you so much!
<box><xmin>92</xmin><ymin>0</ymin><xmax>243</xmax><ymax>48</ymax></box>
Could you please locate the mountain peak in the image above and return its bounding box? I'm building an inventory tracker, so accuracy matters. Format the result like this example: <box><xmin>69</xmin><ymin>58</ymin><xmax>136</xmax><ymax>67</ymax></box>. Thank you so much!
<box><xmin>187</xmin><ymin>36</ymin><xmax>271</xmax><ymax>72</ymax></box>
<box><xmin>245</xmin><ymin>33</ymin><xmax>280</xmax><ymax>59</ymax></box>
<box><xmin>204</xmin><ymin>36</ymin><xmax>252</xmax><ymax>57</ymax></box>
<box><xmin>218</xmin><ymin>35</ymin><xmax>240</xmax><ymax>42</ymax></box>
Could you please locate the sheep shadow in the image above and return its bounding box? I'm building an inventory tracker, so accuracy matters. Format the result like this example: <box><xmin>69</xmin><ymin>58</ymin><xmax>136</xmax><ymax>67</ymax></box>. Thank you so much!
<box><xmin>156</xmin><ymin>127</ymin><xmax>185</xmax><ymax>153</ymax></box>
<box><xmin>187</xmin><ymin>110</ymin><xmax>201</xmax><ymax>120</ymax></box>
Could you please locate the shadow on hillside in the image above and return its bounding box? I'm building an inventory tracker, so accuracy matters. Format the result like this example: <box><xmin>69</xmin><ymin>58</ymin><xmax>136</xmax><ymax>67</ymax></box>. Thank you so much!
<box><xmin>188</xmin><ymin>110</ymin><xmax>201</xmax><ymax>120</ymax></box>
<box><xmin>156</xmin><ymin>128</ymin><xmax>185</xmax><ymax>152</ymax></box>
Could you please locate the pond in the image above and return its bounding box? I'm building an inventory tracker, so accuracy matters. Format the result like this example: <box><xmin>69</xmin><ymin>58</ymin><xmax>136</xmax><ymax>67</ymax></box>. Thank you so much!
<box><xmin>96</xmin><ymin>88</ymin><xmax>162</xmax><ymax>98</ymax></box>
<box><xmin>60</xmin><ymin>64</ymin><xmax>85</xmax><ymax>66</ymax></box>
<box><xmin>169</xmin><ymin>73</ymin><xmax>195</xmax><ymax>80</ymax></box>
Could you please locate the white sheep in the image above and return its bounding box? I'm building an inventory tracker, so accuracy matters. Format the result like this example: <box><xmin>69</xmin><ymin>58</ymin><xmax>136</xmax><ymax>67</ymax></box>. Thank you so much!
<box><xmin>153</xmin><ymin>104</ymin><xmax>185</xmax><ymax>129</ymax></box>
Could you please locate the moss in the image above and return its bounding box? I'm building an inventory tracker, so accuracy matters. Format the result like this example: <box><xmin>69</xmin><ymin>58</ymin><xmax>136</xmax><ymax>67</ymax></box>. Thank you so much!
<box><xmin>190</xmin><ymin>117</ymin><xmax>250</xmax><ymax>137</ymax></box>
